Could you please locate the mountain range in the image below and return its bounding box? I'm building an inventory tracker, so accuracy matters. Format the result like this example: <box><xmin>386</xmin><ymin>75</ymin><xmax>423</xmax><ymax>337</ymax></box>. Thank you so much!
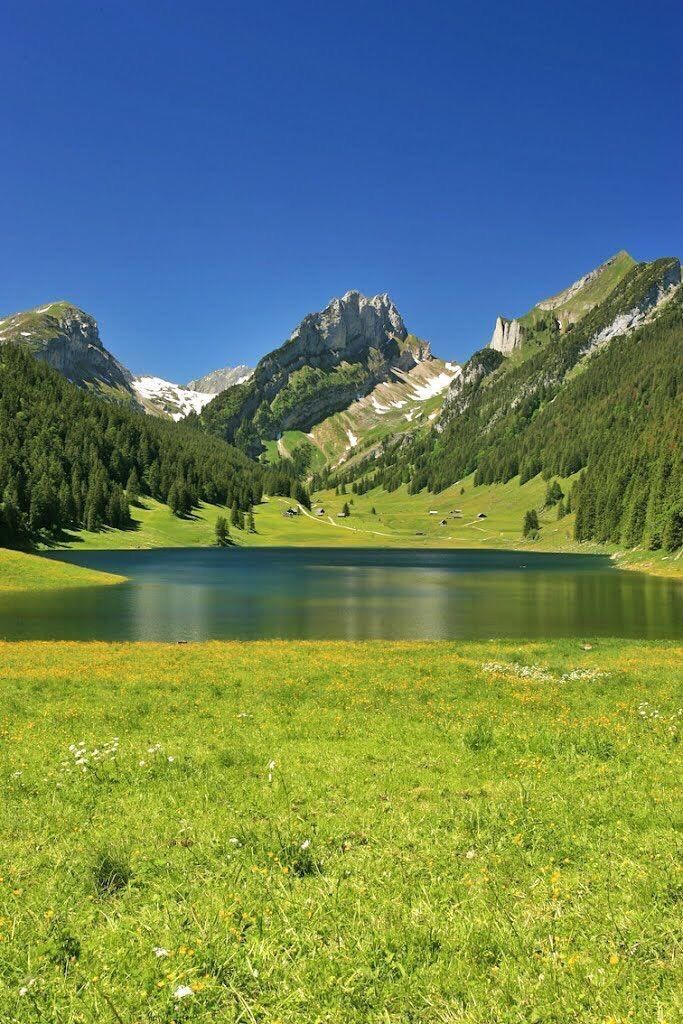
<box><xmin>1</xmin><ymin>248</ymin><xmax>681</xmax><ymax>554</ymax></box>
<box><xmin>0</xmin><ymin>301</ymin><xmax>253</xmax><ymax>420</ymax></box>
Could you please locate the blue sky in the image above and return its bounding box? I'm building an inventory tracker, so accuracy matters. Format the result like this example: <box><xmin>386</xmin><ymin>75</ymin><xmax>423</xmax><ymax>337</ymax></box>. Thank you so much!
<box><xmin>1</xmin><ymin>0</ymin><xmax>681</xmax><ymax>379</ymax></box>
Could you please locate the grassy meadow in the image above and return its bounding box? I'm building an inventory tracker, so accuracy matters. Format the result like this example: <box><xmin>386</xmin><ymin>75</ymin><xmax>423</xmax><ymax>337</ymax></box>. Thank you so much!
<box><xmin>0</xmin><ymin>548</ymin><xmax>124</xmax><ymax>592</ymax></box>
<box><xmin>47</xmin><ymin>474</ymin><xmax>682</xmax><ymax>578</ymax></box>
<box><xmin>1</xmin><ymin>639</ymin><xmax>681</xmax><ymax>1022</ymax></box>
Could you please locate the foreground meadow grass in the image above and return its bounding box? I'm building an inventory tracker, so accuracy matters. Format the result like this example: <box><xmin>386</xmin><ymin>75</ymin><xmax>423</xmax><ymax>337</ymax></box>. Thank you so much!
<box><xmin>1</xmin><ymin>640</ymin><xmax>681</xmax><ymax>1022</ymax></box>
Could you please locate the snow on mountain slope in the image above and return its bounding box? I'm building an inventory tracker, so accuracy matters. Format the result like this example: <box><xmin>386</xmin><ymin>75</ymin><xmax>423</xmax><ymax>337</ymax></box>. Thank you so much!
<box><xmin>132</xmin><ymin>376</ymin><xmax>216</xmax><ymax>420</ymax></box>
<box><xmin>305</xmin><ymin>355</ymin><xmax>461</xmax><ymax>466</ymax></box>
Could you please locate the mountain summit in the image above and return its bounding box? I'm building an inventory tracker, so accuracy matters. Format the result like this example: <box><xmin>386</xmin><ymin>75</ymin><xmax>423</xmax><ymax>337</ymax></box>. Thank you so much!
<box><xmin>0</xmin><ymin>301</ymin><xmax>135</xmax><ymax>403</ymax></box>
<box><xmin>198</xmin><ymin>290</ymin><xmax>439</xmax><ymax>454</ymax></box>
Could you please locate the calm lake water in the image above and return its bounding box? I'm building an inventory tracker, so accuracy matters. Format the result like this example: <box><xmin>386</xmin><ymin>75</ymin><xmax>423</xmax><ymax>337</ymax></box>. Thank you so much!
<box><xmin>1</xmin><ymin>547</ymin><xmax>680</xmax><ymax>641</ymax></box>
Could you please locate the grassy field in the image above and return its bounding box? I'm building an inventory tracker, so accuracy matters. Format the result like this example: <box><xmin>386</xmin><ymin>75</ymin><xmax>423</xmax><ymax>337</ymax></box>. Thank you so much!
<box><xmin>0</xmin><ymin>548</ymin><xmax>124</xmax><ymax>591</ymax></box>
<box><xmin>0</xmin><ymin>639</ymin><xmax>681</xmax><ymax>1022</ymax></box>
<box><xmin>50</xmin><ymin>476</ymin><xmax>683</xmax><ymax>577</ymax></box>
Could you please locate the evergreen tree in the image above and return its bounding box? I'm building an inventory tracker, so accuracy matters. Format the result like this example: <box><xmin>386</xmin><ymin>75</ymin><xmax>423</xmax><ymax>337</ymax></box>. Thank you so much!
<box><xmin>215</xmin><ymin>515</ymin><xmax>230</xmax><ymax>546</ymax></box>
<box><xmin>523</xmin><ymin>509</ymin><xmax>539</xmax><ymax>538</ymax></box>
<box><xmin>126</xmin><ymin>467</ymin><xmax>140</xmax><ymax>505</ymax></box>
<box><xmin>663</xmin><ymin>504</ymin><xmax>683</xmax><ymax>552</ymax></box>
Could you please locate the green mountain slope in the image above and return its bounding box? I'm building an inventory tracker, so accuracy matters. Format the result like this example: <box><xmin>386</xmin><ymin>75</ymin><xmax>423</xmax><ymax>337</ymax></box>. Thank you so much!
<box><xmin>0</xmin><ymin>345</ymin><xmax>266</xmax><ymax>549</ymax></box>
<box><xmin>489</xmin><ymin>250</ymin><xmax>636</xmax><ymax>358</ymax></box>
<box><xmin>0</xmin><ymin>300</ymin><xmax>138</xmax><ymax>405</ymax></box>
<box><xmin>196</xmin><ymin>291</ymin><xmax>458</xmax><ymax>457</ymax></box>
<box><xmin>330</xmin><ymin>255</ymin><xmax>682</xmax><ymax>554</ymax></box>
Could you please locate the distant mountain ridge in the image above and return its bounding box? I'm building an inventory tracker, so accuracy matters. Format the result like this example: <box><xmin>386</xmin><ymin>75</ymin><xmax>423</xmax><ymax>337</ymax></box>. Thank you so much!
<box><xmin>489</xmin><ymin>250</ymin><xmax>636</xmax><ymax>355</ymax></box>
<box><xmin>186</xmin><ymin>365</ymin><xmax>253</xmax><ymax>394</ymax></box>
<box><xmin>0</xmin><ymin>300</ymin><xmax>252</xmax><ymax>419</ymax></box>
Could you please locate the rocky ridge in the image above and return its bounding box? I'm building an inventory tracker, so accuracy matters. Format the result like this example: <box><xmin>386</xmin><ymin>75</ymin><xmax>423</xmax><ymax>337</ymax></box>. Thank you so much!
<box><xmin>198</xmin><ymin>290</ymin><xmax>437</xmax><ymax>451</ymax></box>
<box><xmin>0</xmin><ymin>302</ymin><xmax>136</xmax><ymax>404</ymax></box>
<box><xmin>186</xmin><ymin>364</ymin><xmax>253</xmax><ymax>394</ymax></box>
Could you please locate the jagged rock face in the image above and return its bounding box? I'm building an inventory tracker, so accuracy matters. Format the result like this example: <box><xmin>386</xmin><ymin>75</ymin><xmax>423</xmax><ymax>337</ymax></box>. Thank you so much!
<box><xmin>200</xmin><ymin>290</ymin><xmax>432</xmax><ymax>452</ymax></box>
<box><xmin>489</xmin><ymin>316</ymin><xmax>523</xmax><ymax>355</ymax></box>
<box><xmin>186</xmin><ymin>365</ymin><xmax>253</xmax><ymax>394</ymax></box>
<box><xmin>0</xmin><ymin>302</ymin><xmax>136</xmax><ymax>400</ymax></box>
<box><xmin>253</xmin><ymin>290</ymin><xmax>416</xmax><ymax>396</ymax></box>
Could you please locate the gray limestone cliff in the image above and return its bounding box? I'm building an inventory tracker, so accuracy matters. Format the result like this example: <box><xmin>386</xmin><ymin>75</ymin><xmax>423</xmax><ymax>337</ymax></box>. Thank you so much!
<box><xmin>489</xmin><ymin>316</ymin><xmax>524</xmax><ymax>355</ymax></box>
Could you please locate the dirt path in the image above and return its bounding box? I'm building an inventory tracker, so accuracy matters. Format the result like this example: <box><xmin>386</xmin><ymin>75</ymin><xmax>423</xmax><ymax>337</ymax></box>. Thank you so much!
<box><xmin>275</xmin><ymin>497</ymin><xmax>396</xmax><ymax>540</ymax></box>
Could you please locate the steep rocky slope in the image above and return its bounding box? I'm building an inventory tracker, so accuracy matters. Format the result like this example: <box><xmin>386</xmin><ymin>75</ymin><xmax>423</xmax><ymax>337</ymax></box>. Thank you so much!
<box><xmin>0</xmin><ymin>301</ymin><xmax>137</xmax><ymax>405</ymax></box>
<box><xmin>197</xmin><ymin>290</ymin><xmax>452</xmax><ymax>456</ymax></box>
<box><xmin>186</xmin><ymin>364</ymin><xmax>253</xmax><ymax>394</ymax></box>
<box><xmin>489</xmin><ymin>250</ymin><xmax>636</xmax><ymax>355</ymax></box>
<box><xmin>0</xmin><ymin>299</ymin><xmax>251</xmax><ymax>420</ymax></box>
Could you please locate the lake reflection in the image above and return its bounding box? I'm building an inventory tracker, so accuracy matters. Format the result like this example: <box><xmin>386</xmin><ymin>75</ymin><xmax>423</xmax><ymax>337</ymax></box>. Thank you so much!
<box><xmin>1</xmin><ymin>547</ymin><xmax>680</xmax><ymax>641</ymax></box>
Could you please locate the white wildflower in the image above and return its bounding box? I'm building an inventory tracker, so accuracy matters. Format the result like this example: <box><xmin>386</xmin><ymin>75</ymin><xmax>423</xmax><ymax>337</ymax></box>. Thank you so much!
<box><xmin>174</xmin><ymin>985</ymin><xmax>194</xmax><ymax>999</ymax></box>
<box><xmin>300</xmin><ymin>839</ymin><xmax>311</xmax><ymax>850</ymax></box>
<box><xmin>153</xmin><ymin>947</ymin><xmax>169</xmax><ymax>958</ymax></box>
<box><xmin>465</xmin><ymin>849</ymin><xmax>477</xmax><ymax>860</ymax></box>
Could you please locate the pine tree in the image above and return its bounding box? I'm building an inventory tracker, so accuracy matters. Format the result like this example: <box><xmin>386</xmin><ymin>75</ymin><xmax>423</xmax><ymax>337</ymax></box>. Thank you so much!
<box><xmin>663</xmin><ymin>504</ymin><xmax>683</xmax><ymax>552</ymax></box>
<box><xmin>215</xmin><ymin>515</ymin><xmax>230</xmax><ymax>546</ymax></box>
<box><xmin>247</xmin><ymin>510</ymin><xmax>256</xmax><ymax>533</ymax></box>
<box><xmin>126</xmin><ymin>467</ymin><xmax>140</xmax><ymax>505</ymax></box>
<box><xmin>523</xmin><ymin>509</ymin><xmax>539</xmax><ymax>538</ymax></box>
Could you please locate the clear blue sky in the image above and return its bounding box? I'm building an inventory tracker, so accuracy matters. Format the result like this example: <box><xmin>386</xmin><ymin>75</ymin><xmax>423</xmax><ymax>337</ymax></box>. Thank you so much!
<box><xmin>2</xmin><ymin>0</ymin><xmax>681</xmax><ymax>380</ymax></box>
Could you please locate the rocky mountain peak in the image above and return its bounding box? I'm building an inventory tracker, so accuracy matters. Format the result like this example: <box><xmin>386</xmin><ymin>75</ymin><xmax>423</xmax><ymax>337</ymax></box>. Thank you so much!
<box><xmin>290</xmin><ymin>290</ymin><xmax>408</xmax><ymax>357</ymax></box>
<box><xmin>0</xmin><ymin>300</ymin><xmax>135</xmax><ymax>399</ymax></box>
<box><xmin>186</xmin><ymin>364</ymin><xmax>253</xmax><ymax>394</ymax></box>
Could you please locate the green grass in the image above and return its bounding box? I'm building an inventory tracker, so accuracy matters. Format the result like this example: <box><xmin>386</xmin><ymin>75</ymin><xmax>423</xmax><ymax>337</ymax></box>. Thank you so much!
<box><xmin>1</xmin><ymin>639</ymin><xmax>681</xmax><ymax>1022</ymax></box>
<box><xmin>0</xmin><ymin>548</ymin><xmax>124</xmax><ymax>591</ymax></box>
<box><xmin>537</xmin><ymin>250</ymin><xmax>635</xmax><ymax>323</ymax></box>
<box><xmin>49</xmin><ymin>479</ymin><xmax>682</xmax><ymax>576</ymax></box>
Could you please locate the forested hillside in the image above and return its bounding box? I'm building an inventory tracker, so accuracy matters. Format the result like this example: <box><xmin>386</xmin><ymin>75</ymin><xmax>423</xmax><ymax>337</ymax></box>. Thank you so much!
<box><xmin>0</xmin><ymin>346</ymin><xmax>270</xmax><ymax>548</ymax></box>
<box><xmin>327</xmin><ymin>258</ymin><xmax>683</xmax><ymax>552</ymax></box>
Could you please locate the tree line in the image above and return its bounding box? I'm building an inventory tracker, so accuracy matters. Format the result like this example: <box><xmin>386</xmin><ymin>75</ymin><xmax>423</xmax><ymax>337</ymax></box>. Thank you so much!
<box><xmin>0</xmin><ymin>346</ymin><xmax>308</xmax><ymax>549</ymax></box>
<box><xmin>322</xmin><ymin>261</ymin><xmax>683</xmax><ymax>552</ymax></box>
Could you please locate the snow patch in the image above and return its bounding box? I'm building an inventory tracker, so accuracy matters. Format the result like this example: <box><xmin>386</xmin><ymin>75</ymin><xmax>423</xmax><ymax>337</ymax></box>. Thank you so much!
<box><xmin>411</xmin><ymin>366</ymin><xmax>461</xmax><ymax>401</ymax></box>
<box><xmin>346</xmin><ymin>428</ymin><xmax>358</xmax><ymax>447</ymax></box>
<box><xmin>132</xmin><ymin>376</ymin><xmax>215</xmax><ymax>419</ymax></box>
<box><xmin>582</xmin><ymin>274</ymin><xmax>680</xmax><ymax>357</ymax></box>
